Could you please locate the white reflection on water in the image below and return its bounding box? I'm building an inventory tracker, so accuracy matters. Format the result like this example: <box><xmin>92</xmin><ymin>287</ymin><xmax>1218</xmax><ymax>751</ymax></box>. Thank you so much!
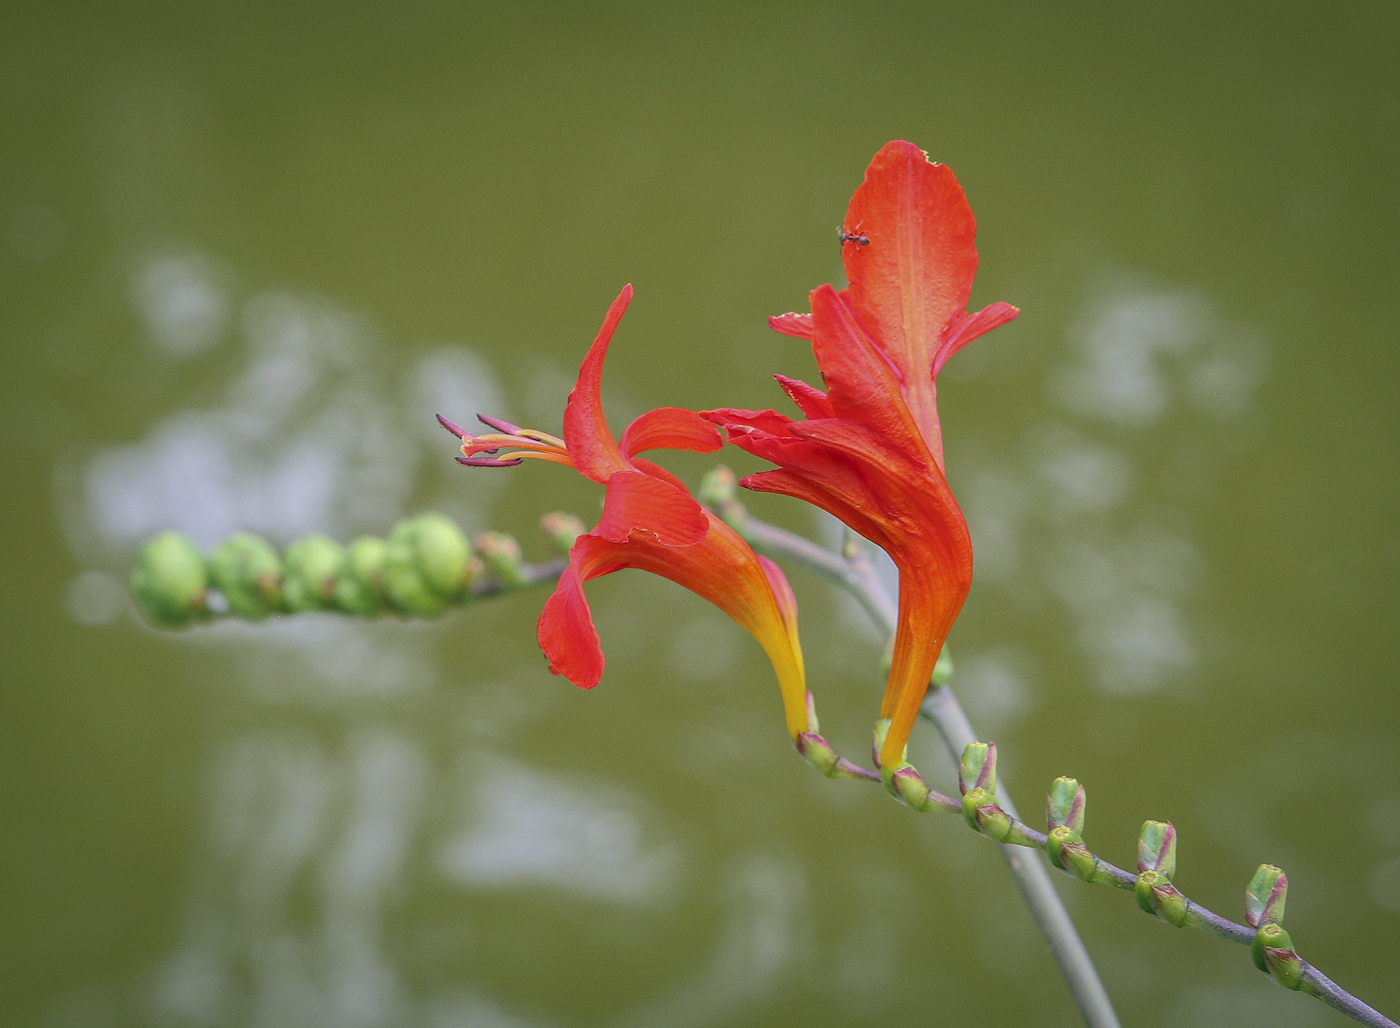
<box><xmin>155</xmin><ymin>732</ymin><xmax>426</xmax><ymax>1028</ymax></box>
<box><xmin>72</xmin><ymin>273</ymin><xmax>504</xmax><ymax>556</ymax></box>
<box><xmin>129</xmin><ymin>250</ymin><xmax>230</xmax><ymax>358</ymax></box>
<box><xmin>613</xmin><ymin>854</ymin><xmax>807</xmax><ymax>1028</ymax></box>
<box><xmin>438</xmin><ymin>760</ymin><xmax>678</xmax><ymax>904</ymax></box>
<box><xmin>963</xmin><ymin>275</ymin><xmax>1265</xmax><ymax>695</ymax></box>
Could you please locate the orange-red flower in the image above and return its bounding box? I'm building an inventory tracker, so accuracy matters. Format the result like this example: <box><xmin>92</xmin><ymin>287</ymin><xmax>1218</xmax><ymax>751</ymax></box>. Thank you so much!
<box><xmin>706</xmin><ymin>142</ymin><xmax>1018</xmax><ymax>772</ymax></box>
<box><xmin>443</xmin><ymin>285</ymin><xmax>810</xmax><ymax>739</ymax></box>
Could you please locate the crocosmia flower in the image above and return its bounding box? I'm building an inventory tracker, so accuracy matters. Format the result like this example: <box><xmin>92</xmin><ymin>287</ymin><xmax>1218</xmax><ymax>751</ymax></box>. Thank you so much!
<box><xmin>443</xmin><ymin>285</ymin><xmax>810</xmax><ymax>739</ymax></box>
<box><xmin>705</xmin><ymin>141</ymin><xmax>1018</xmax><ymax>772</ymax></box>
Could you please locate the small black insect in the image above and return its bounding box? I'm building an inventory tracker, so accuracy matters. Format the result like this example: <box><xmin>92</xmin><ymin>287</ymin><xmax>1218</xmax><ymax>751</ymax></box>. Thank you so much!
<box><xmin>838</xmin><ymin>227</ymin><xmax>870</xmax><ymax>246</ymax></box>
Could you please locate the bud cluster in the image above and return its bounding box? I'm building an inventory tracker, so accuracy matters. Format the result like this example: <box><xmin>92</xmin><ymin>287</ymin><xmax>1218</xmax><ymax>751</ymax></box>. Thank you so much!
<box><xmin>128</xmin><ymin>511</ymin><xmax>572</xmax><ymax>628</ymax></box>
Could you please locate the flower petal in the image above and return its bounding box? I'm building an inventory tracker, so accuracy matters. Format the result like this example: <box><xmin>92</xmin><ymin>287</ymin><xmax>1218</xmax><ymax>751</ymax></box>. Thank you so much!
<box><xmin>769</xmin><ymin>312</ymin><xmax>814</xmax><ymax>338</ymax></box>
<box><xmin>934</xmin><ymin>301</ymin><xmax>1020</xmax><ymax>375</ymax></box>
<box><xmin>595</xmin><ymin>470</ymin><xmax>709</xmax><ymax>547</ymax></box>
<box><xmin>774</xmin><ymin>375</ymin><xmax>833</xmax><ymax>419</ymax></box>
<box><xmin>841</xmin><ymin>141</ymin><xmax>979</xmax><ymax>444</ymax></box>
<box><xmin>537</xmin><ymin>558</ymin><xmax>608</xmax><ymax>688</ymax></box>
<box><xmin>809</xmin><ymin>284</ymin><xmax>933</xmax><ymax>463</ymax></box>
<box><xmin>620</xmin><ymin>407</ymin><xmax>724</xmax><ymax>457</ymax></box>
<box><xmin>757</xmin><ymin>554</ymin><xmax>798</xmax><ymax>637</ymax></box>
<box><xmin>562</xmin><ymin>285</ymin><xmax>636</xmax><ymax>485</ymax></box>
<box><xmin>627</xmin><ymin>456</ymin><xmax>691</xmax><ymax>494</ymax></box>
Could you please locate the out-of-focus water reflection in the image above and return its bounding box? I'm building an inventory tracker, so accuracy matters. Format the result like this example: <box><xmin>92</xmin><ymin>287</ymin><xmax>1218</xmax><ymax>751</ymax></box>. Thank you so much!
<box><xmin>963</xmin><ymin>275</ymin><xmax>1265</xmax><ymax>697</ymax></box>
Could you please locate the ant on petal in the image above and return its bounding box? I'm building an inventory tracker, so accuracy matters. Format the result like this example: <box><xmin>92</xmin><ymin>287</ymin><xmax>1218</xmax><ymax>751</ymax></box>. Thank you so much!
<box><xmin>838</xmin><ymin>227</ymin><xmax>870</xmax><ymax>246</ymax></box>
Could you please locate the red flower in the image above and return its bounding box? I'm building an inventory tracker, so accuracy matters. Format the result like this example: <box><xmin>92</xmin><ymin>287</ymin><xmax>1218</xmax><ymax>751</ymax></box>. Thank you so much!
<box><xmin>443</xmin><ymin>285</ymin><xmax>811</xmax><ymax>739</ymax></box>
<box><xmin>705</xmin><ymin>142</ymin><xmax>1018</xmax><ymax>772</ymax></box>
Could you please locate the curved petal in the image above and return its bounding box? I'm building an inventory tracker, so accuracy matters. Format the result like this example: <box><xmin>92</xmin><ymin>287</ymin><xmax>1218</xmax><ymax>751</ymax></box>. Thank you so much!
<box><xmin>537</xmin><ymin>559</ymin><xmax>607</xmax><ymax>688</ymax></box>
<box><xmin>620</xmin><ymin>406</ymin><xmax>724</xmax><ymax>457</ymax></box>
<box><xmin>769</xmin><ymin>312</ymin><xmax>815</xmax><ymax>339</ymax></box>
<box><xmin>757</xmin><ymin>554</ymin><xmax>798</xmax><ymax>638</ymax></box>
<box><xmin>809</xmin><ymin>284</ymin><xmax>934</xmax><ymax>465</ymax></box>
<box><xmin>878</xmin><ymin>554</ymin><xmax>970</xmax><ymax>770</ymax></box>
<box><xmin>702</xmin><ymin>406</ymin><xmax>799</xmax><ymax>437</ymax></box>
<box><xmin>841</xmin><ymin>141</ymin><xmax>979</xmax><ymax>444</ymax></box>
<box><xmin>774</xmin><ymin>375</ymin><xmax>833</xmax><ymax>419</ymax></box>
<box><xmin>934</xmin><ymin>301</ymin><xmax>1020</xmax><ymax>375</ymax></box>
<box><xmin>562</xmin><ymin>285</ymin><xmax>636</xmax><ymax>485</ymax></box>
<box><xmin>595</xmin><ymin>470</ymin><xmax>709</xmax><ymax>547</ymax></box>
<box><xmin>626</xmin><ymin>455</ymin><xmax>692</xmax><ymax>494</ymax></box>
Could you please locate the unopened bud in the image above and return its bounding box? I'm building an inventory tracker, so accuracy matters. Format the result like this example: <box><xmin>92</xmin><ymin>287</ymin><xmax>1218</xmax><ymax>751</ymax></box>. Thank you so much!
<box><xmin>282</xmin><ymin>535</ymin><xmax>345</xmax><ymax>612</ymax></box>
<box><xmin>795</xmin><ymin>732</ymin><xmax>874</xmax><ymax>781</ymax></box>
<box><xmin>129</xmin><ymin>531</ymin><xmax>208</xmax><ymax>627</ymax></box>
<box><xmin>539</xmin><ymin>512</ymin><xmax>585</xmax><ymax>555</ymax></box>
<box><xmin>795</xmin><ymin>732</ymin><xmax>839</xmax><ymax>776</ymax></box>
<box><xmin>1251</xmin><ymin>923</ymin><xmax>1303</xmax><ymax>989</ymax></box>
<box><xmin>959</xmin><ymin>741</ymin><xmax>997</xmax><ymax>796</ymax></box>
<box><xmin>931</xmin><ymin>646</ymin><xmax>954</xmax><ymax>686</ymax></box>
<box><xmin>476</xmin><ymin>531</ymin><xmax>528</xmax><ymax>588</ymax></box>
<box><xmin>1137</xmin><ymin>820</ymin><xmax>1177</xmax><ymax>878</ymax></box>
<box><xmin>1047</xmin><ymin>825</ymin><xmax>1098</xmax><ymax>880</ymax></box>
<box><xmin>698</xmin><ymin>465</ymin><xmax>738</xmax><ymax>508</ymax></box>
<box><xmin>872</xmin><ymin>718</ymin><xmax>893</xmax><ymax>769</ymax></box>
<box><xmin>962</xmin><ymin>787</ymin><xmax>1013</xmax><ymax>841</ymax></box>
<box><xmin>209</xmin><ymin>533</ymin><xmax>282</xmax><ymax>620</ymax></box>
<box><xmin>1047</xmin><ymin>777</ymin><xmax>1086</xmax><ymax>834</ymax></box>
<box><xmin>1245</xmin><ymin>864</ymin><xmax>1288</xmax><ymax>928</ymax></box>
<box><xmin>407</xmin><ymin>512</ymin><xmax>472</xmax><ymax>597</ymax></box>
<box><xmin>335</xmin><ymin>536</ymin><xmax>387</xmax><ymax>616</ymax></box>
<box><xmin>698</xmin><ymin>466</ymin><xmax>746</xmax><ymax>528</ymax></box>
<box><xmin>889</xmin><ymin>764</ymin><xmax>931</xmax><ymax>809</ymax></box>
<box><xmin>383</xmin><ymin>513</ymin><xmax>472</xmax><ymax>616</ymax></box>
<box><xmin>1136</xmin><ymin>869</ymin><xmax>1190</xmax><ymax>926</ymax></box>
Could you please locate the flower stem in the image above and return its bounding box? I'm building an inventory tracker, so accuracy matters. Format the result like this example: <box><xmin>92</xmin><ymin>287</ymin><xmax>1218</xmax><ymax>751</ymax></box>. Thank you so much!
<box><xmin>722</xmin><ymin>506</ymin><xmax>1396</xmax><ymax>1028</ymax></box>
<box><xmin>921</xmin><ymin>685</ymin><xmax>1122</xmax><ymax>1028</ymax></box>
<box><xmin>722</xmin><ymin>509</ymin><xmax>1119</xmax><ymax>1027</ymax></box>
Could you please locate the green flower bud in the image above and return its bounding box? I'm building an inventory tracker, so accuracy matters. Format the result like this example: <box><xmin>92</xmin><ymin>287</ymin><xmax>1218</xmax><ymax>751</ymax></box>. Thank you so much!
<box><xmin>383</xmin><ymin>544</ymin><xmax>446</xmax><ymax>616</ymax></box>
<box><xmin>795</xmin><ymin>732</ymin><xmax>840</xmax><ymax>776</ymax></box>
<box><xmin>1137</xmin><ymin>820</ymin><xmax>1177</xmax><ymax>878</ymax></box>
<box><xmin>1245</xmin><ymin>864</ymin><xmax>1288</xmax><ymax>928</ymax></box>
<box><xmin>889</xmin><ymin>764</ymin><xmax>931</xmax><ymax>809</ymax></box>
<box><xmin>1251</xmin><ymin>923</ymin><xmax>1303</xmax><ymax>989</ymax></box>
<box><xmin>382</xmin><ymin>513</ymin><xmax>472</xmax><ymax>616</ymax></box>
<box><xmin>476</xmin><ymin>531</ymin><xmax>528</xmax><ymax>588</ymax></box>
<box><xmin>872</xmin><ymin>718</ymin><xmax>893</xmax><ymax>768</ymax></box>
<box><xmin>129</xmin><ymin>531</ymin><xmax>208</xmax><ymax>628</ymax></box>
<box><xmin>334</xmin><ymin>536</ymin><xmax>387</xmax><ymax>616</ymax></box>
<box><xmin>1047</xmin><ymin>777</ymin><xmax>1086</xmax><ymax>834</ymax></box>
<box><xmin>795</xmin><ymin>732</ymin><xmax>875</xmax><ymax>781</ymax></box>
<box><xmin>282</xmin><ymin>534</ymin><xmax>345</xmax><ymax>612</ymax></box>
<box><xmin>959</xmin><ymin>741</ymin><xmax>997</xmax><ymax>796</ymax></box>
<box><xmin>1136</xmin><ymin>869</ymin><xmax>1190</xmax><ymax>926</ymax></box>
<box><xmin>1047</xmin><ymin>825</ymin><xmax>1098</xmax><ymax>880</ymax></box>
<box><xmin>931</xmin><ymin>646</ymin><xmax>954</xmax><ymax>686</ymax></box>
<box><xmin>208</xmin><ymin>533</ymin><xmax>282</xmax><ymax>620</ymax></box>
<box><xmin>539</xmin><ymin>512</ymin><xmax>585</xmax><ymax>555</ymax></box>
<box><xmin>698</xmin><ymin>465</ymin><xmax>738</xmax><ymax>509</ymax></box>
<box><xmin>698</xmin><ymin>466</ymin><xmax>746</xmax><ymax>528</ymax></box>
<box><xmin>405</xmin><ymin>512</ymin><xmax>472</xmax><ymax>597</ymax></box>
<box><xmin>962</xmin><ymin>787</ymin><xmax>1013</xmax><ymax>841</ymax></box>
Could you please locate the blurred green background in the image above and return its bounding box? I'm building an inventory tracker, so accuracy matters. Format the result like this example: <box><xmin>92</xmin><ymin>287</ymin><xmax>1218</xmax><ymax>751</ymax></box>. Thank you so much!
<box><xmin>2</xmin><ymin>2</ymin><xmax>1398</xmax><ymax>1026</ymax></box>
